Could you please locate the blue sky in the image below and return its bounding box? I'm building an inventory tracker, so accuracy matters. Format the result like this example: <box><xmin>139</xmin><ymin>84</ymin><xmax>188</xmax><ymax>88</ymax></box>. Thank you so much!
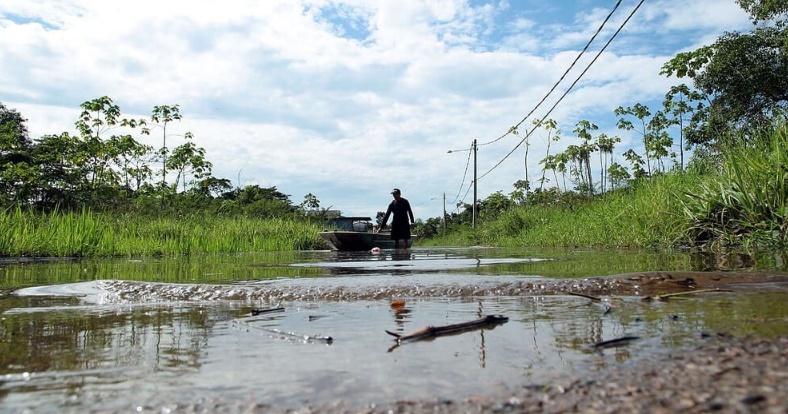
<box><xmin>0</xmin><ymin>0</ymin><xmax>752</xmax><ymax>219</ymax></box>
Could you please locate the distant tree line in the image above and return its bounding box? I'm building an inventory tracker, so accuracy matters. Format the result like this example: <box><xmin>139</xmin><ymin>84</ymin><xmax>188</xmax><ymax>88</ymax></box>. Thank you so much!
<box><xmin>0</xmin><ymin>97</ymin><xmax>323</xmax><ymax>218</ymax></box>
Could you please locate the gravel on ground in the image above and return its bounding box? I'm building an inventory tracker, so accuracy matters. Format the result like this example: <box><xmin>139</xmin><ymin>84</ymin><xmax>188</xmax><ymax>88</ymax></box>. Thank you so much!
<box><xmin>278</xmin><ymin>335</ymin><xmax>787</xmax><ymax>414</ymax></box>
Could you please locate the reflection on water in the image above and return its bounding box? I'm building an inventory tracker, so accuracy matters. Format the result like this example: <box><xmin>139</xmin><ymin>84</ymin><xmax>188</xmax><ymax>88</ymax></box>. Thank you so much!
<box><xmin>1</xmin><ymin>247</ymin><xmax>787</xmax><ymax>412</ymax></box>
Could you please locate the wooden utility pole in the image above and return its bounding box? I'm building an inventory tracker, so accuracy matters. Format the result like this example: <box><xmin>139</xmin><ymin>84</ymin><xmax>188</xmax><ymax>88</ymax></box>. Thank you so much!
<box><xmin>472</xmin><ymin>139</ymin><xmax>477</xmax><ymax>229</ymax></box>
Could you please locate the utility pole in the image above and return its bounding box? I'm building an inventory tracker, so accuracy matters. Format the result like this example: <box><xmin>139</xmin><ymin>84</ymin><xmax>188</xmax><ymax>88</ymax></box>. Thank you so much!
<box><xmin>472</xmin><ymin>139</ymin><xmax>477</xmax><ymax>229</ymax></box>
<box><xmin>447</xmin><ymin>140</ymin><xmax>478</xmax><ymax>229</ymax></box>
<box><xmin>442</xmin><ymin>192</ymin><xmax>447</xmax><ymax>237</ymax></box>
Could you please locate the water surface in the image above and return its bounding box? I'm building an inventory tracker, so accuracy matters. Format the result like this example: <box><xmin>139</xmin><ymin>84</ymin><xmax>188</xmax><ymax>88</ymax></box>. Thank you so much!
<box><xmin>1</xmin><ymin>247</ymin><xmax>786</xmax><ymax>412</ymax></box>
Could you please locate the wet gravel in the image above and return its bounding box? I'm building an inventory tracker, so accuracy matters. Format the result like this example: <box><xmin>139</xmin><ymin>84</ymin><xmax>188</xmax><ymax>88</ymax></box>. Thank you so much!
<box><xmin>125</xmin><ymin>335</ymin><xmax>786</xmax><ymax>414</ymax></box>
<box><xmin>97</xmin><ymin>270</ymin><xmax>788</xmax><ymax>304</ymax></box>
<box><xmin>357</xmin><ymin>336</ymin><xmax>788</xmax><ymax>414</ymax></box>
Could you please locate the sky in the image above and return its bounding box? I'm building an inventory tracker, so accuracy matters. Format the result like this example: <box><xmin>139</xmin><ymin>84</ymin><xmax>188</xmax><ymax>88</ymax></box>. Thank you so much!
<box><xmin>0</xmin><ymin>0</ymin><xmax>753</xmax><ymax>220</ymax></box>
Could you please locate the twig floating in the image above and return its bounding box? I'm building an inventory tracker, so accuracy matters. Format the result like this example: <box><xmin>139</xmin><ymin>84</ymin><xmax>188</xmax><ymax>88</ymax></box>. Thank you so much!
<box><xmin>592</xmin><ymin>336</ymin><xmax>640</xmax><ymax>349</ymax></box>
<box><xmin>386</xmin><ymin>314</ymin><xmax>508</xmax><ymax>343</ymax></box>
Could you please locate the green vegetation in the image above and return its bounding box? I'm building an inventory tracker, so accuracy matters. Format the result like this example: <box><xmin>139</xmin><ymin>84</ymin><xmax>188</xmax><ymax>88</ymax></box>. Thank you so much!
<box><xmin>678</xmin><ymin>123</ymin><xmax>788</xmax><ymax>248</ymax></box>
<box><xmin>421</xmin><ymin>122</ymin><xmax>788</xmax><ymax>250</ymax></box>
<box><xmin>0</xmin><ymin>209</ymin><xmax>326</xmax><ymax>257</ymax></box>
<box><xmin>0</xmin><ymin>97</ymin><xmax>335</xmax><ymax>257</ymax></box>
<box><xmin>417</xmin><ymin>1</ymin><xmax>787</xmax><ymax>250</ymax></box>
<box><xmin>0</xmin><ymin>0</ymin><xmax>785</xmax><ymax>257</ymax></box>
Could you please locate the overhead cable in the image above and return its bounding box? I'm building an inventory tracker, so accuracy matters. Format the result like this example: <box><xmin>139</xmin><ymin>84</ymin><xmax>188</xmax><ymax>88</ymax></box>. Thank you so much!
<box><xmin>478</xmin><ymin>0</ymin><xmax>622</xmax><ymax>148</ymax></box>
<box><xmin>478</xmin><ymin>0</ymin><xmax>646</xmax><ymax>181</ymax></box>
<box><xmin>449</xmin><ymin>143</ymin><xmax>474</xmax><ymax>205</ymax></box>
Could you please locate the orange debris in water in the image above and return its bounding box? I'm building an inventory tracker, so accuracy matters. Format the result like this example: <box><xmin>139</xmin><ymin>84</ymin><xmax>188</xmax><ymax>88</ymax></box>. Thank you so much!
<box><xmin>390</xmin><ymin>299</ymin><xmax>406</xmax><ymax>310</ymax></box>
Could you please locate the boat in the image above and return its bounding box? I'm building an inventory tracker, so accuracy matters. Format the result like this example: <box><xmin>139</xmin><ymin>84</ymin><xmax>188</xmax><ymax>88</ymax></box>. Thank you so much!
<box><xmin>319</xmin><ymin>216</ymin><xmax>416</xmax><ymax>251</ymax></box>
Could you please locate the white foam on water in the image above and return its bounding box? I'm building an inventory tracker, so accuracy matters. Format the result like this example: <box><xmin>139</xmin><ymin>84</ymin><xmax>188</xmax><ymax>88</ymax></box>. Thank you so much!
<box><xmin>14</xmin><ymin>280</ymin><xmax>120</xmax><ymax>305</ymax></box>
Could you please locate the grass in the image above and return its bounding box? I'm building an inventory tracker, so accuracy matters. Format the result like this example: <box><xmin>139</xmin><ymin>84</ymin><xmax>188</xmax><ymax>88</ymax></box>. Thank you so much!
<box><xmin>0</xmin><ymin>209</ymin><xmax>327</xmax><ymax>257</ymax></box>
<box><xmin>677</xmin><ymin>123</ymin><xmax>788</xmax><ymax>248</ymax></box>
<box><xmin>4</xmin><ymin>124</ymin><xmax>785</xmax><ymax>257</ymax></box>
<box><xmin>427</xmin><ymin>174</ymin><xmax>692</xmax><ymax>248</ymax></box>
<box><xmin>424</xmin><ymin>122</ymin><xmax>788</xmax><ymax>250</ymax></box>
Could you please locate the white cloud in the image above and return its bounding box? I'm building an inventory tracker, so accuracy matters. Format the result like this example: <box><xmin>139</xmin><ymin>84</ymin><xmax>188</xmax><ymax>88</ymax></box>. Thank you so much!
<box><xmin>0</xmin><ymin>0</ymin><xmax>754</xmax><ymax>219</ymax></box>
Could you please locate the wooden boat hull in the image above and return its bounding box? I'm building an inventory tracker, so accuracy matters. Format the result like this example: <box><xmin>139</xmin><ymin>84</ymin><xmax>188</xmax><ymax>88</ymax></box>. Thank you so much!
<box><xmin>319</xmin><ymin>231</ymin><xmax>416</xmax><ymax>251</ymax></box>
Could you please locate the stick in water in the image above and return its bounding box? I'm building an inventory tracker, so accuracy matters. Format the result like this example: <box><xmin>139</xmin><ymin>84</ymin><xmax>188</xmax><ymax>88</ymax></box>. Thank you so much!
<box><xmin>386</xmin><ymin>315</ymin><xmax>509</xmax><ymax>343</ymax></box>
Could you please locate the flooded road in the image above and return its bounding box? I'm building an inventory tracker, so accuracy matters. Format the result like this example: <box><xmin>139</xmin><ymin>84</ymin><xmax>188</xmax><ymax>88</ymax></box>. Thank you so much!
<box><xmin>1</xmin><ymin>247</ymin><xmax>787</xmax><ymax>413</ymax></box>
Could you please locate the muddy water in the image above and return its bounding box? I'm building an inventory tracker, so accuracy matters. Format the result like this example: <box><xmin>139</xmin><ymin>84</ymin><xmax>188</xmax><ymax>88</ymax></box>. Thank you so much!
<box><xmin>1</xmin><ymin>247</ymin><xmax>787</xmax><ymax>413</ymax></box>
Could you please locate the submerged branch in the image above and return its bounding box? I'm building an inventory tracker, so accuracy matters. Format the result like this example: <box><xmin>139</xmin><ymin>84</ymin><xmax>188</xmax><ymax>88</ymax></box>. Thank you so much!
<box><xmin>592</xmin><ymin>336</ymin><xmax>640</xmax><ymax>349</ymax></box>
<box><xmin>386</xmin><ymin>314</ymin><xmax>509</xmax><ymax>344</ymax></box>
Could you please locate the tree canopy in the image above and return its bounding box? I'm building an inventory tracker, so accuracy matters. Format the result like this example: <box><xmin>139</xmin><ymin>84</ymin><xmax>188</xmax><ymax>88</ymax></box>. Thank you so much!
<box><xmin>0</xmin><ymin>98</ymin><xmax>314</xmax><ymax>218</ymax></box>
<box><xmin>661</xmin><ymin>0</ymin><xmax>788</xmax><ymax>147</ymax></box>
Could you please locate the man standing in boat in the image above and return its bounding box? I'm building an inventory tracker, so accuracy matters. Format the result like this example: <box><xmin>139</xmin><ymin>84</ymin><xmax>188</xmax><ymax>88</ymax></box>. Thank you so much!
<box><xmin>380</xmin><ymin>188</ymin><xmax>415</xmax><ymax>249</ymax></box>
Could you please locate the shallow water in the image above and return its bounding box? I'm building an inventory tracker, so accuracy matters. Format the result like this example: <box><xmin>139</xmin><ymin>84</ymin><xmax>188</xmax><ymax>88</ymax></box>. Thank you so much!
<box><xmin>1</xmin><ymin>247</ymin><xmax>787</xmax><ymax>413</ymax></box>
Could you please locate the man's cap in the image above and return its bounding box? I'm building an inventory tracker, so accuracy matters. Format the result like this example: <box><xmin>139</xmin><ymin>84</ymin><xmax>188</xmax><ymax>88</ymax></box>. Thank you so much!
<box><xmin>391</xmin><ymin>188</ymin><xmax>401</xmax><ymax>194</ymax></box>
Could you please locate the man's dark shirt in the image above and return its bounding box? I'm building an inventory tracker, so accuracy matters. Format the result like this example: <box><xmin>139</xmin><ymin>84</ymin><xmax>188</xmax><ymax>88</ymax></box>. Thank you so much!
<box><xmin>383</xmin><ymin>197</ymin><xmax>414</xmax><ymax>240</ymax></box>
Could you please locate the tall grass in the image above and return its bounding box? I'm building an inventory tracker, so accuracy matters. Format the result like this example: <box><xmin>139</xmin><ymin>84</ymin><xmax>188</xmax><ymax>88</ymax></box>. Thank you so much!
<box><xmin>474</xmin><ymin>173</ymin><xmax>693</xmax><ymax>247</ymax></box>
<box><xmin>425</xmin><ymin>122</ymin><xmax>787</xmax><ymax>249</ymax></box>
<box><xmin>0</xmin><ymin>209</ymin><xmax>327</xmax><ymax>257</ymax></box>
<box><xmin>677</xmin><ymin>123</ymin><xmax>788</xmax><ymax>248</ymax></box>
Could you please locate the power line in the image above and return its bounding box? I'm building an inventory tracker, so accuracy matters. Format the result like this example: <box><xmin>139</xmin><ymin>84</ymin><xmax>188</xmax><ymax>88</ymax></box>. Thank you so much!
<box><xmin>448</xmin><ymin>143</ymin><xmax>473</xmax><ymax>205</ymax></box>
<box><xmin>478</xmin><ymin>0</ymin><xmax>646</xmax><ymax>181</ymax></box>
<box><xmin>477</xmin><ymin>0</ymin><xmax>623</xmax><ymax>148</ymax></box>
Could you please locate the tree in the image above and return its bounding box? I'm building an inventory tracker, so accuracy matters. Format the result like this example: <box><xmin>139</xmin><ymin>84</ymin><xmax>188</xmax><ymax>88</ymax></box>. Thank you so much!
<box><xmin>478</xmin><ymin>191</ymin><xmax>512</xmax><ymax>220</ymax></box>
<box><xmin>662</xmin><ymin>84</ymin><xmax>706</xmax><ymax>170</ymax></box>
<box><xmin>646</xmin><ymin>111</ymin><xmax>675</xmax><ymax>173</ymax></box>
<box><xmin>570</xmin><ymin>120</ymin><xmax>598</xmax><ymax>195</ymax></box>
<box><xmin>76</xmin><ymin>96</ymin><xmax>123</xmax><ymax>140</ymax></box>
<box><xmin>300</xmin><ymin>193</ymin><xmax>321</xmax><ymax>214</ymax></box>
<box><xmin>0</xmin><ymin>103</ymin><xmax>30</xmax><ymax>149</ymax></box>
<box><xmin>510</xmin><ymin>179</ymin><xmax>529</xmax><ymax>204</ymax></box>
<box><xmin>615</xmin><ymin>103</ymin><xmax>653</xmax><ymax>175</ymax></box>
<box><xmin>196</xmin><ymin>177</ymin><xmax>233</xmax><ymax>198</ymax></box>
<box><xmin>0</xmin><ymin>103</ymin><xmax>34</xmax><ymax>205</ymax></box>
<box><xmin>69</xmin><ymin>97</ymin><xmax>151</xmax><ymax>208</ymax></box>
<box><xmin>607</xmin><ymin>162</ymin><xmax>630</xmax><ymax>190</ymax></box>
<box><xmin>736</xmin><ymin>0</ymin><xmax>788</xmax><ymax>24</ymax></box>
<box><xmin>168</xmin><ymin>141</ymin><xmax>212</xmax><ymax>192</ymax></box>
<box><xmin>533</xmin><ymin>119</ymin><xmax>561</xmax><ymax>193</ymax></box>
<box><xmin>74</xmin><ymin>97</ymin><xmax>121</xmax><ymax>192</ymax></box>
<box><xmin>538</xmin><ymin>154</ymin><xmax>557</xmax><ymax>191</ymax></box>
<box><xmin>111</xmin><ymin>134</ymin><xmax>154</xmax><ymax>192</ymax></box>
<box><xmin>517</xmin><ymin>125</ymin><xmax>530</xmax><ymax>194</ymax></box>
<box><xmin>622</xmin><ymin>149</ymin><xmax>647</xmax><ymax>179</ymax></box>
<box><xmin>221</xmin><ymin>185</ymin><xmax>295</xmax><ymax>217</ymax></box>
<box><xmin>149</xmin><ymin>104</ymin><xmax>185</xmax><ymax>186</ymax></box>
<box><xmin>660</xmin><ymin>2</ymin><xmax>788</xmax><ymax>147</ymax></box>
<box><xmin>30</xmin><ymin>132</ymin><xmax>82</xmax><ymax>208</ymax></box>
<box><xmin>554</xmin><ymin>152</ymin><xmax>570</xmax><ymax>191</ymax></box>
<box><xmin>595</xmin><ymin>133</ymin><xmax>620</xmax><ymax>193</ymax></box>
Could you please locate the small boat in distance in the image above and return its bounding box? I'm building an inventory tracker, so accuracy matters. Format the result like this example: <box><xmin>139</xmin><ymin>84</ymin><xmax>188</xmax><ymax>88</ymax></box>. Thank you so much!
<box><xmin>319</xmin><ymin>216</ymin><xmax>416</xmax><ymax>251</ymax></box>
